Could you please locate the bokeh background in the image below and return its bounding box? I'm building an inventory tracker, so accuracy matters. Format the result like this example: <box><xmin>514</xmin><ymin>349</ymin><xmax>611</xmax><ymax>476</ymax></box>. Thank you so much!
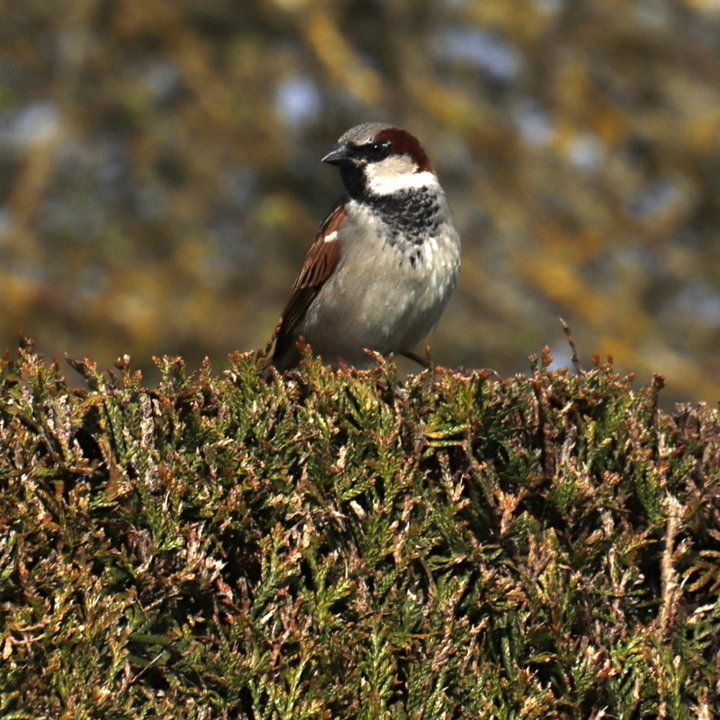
<box><xmin>1</xmin><ymin>0</ymin><xmax>719</xmax><ymax>403</ymax></box>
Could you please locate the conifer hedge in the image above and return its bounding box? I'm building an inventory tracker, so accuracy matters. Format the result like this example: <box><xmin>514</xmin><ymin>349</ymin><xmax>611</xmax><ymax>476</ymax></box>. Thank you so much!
<box><xmin>0</xmin><ymin>340</ymin><xmax>718</xmax><ymax>719</ymax></box>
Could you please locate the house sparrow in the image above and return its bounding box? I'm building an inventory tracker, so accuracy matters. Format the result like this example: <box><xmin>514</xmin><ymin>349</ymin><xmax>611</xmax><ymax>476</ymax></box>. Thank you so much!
<box><xmin>270</xmin><ymin>122</ymin><xmax>461</xmax><ymax>370</ymax></box>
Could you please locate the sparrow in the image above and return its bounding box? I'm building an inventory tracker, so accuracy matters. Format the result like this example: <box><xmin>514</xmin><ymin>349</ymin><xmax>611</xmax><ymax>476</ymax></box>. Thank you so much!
<box><xmin>270</xmin><ymin>122</ymin><xmax>461</xmax><ymax>371</ymax></box>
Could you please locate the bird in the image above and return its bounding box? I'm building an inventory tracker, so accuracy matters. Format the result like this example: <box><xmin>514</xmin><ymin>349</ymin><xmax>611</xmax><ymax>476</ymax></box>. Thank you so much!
<box><xmin>270</xmin><ymin>122</ymin><xmax>461</xmax><ymax>371</ymax></box>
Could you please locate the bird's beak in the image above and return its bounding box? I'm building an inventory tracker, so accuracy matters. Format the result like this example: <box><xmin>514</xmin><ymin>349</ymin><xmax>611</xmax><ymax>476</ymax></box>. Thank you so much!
<box><xmin>321</xmin><ymin>142</ymin><xmax>352</xmax><ymax>165</ymax></box>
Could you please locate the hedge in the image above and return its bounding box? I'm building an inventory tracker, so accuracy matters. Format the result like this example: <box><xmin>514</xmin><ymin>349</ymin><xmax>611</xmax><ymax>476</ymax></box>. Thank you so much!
<box><xmin>0</xmin><ymin>339</ymin><xmax>718</xmax><ymax>719</ymax></box>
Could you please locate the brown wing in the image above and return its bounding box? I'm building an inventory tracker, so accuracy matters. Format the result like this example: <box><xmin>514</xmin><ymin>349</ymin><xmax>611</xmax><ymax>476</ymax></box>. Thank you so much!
<box><xmin>271</xmin><ymin>203</ymin><xmax>345</xmax><ymax>364</ymax></box>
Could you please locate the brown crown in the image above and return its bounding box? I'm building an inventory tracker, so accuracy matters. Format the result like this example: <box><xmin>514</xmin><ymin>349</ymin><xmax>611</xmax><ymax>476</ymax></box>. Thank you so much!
<box><xmin>375</xmin><ymin>127</ymin><xmax>433</xmax><ymax>173</ymax></box>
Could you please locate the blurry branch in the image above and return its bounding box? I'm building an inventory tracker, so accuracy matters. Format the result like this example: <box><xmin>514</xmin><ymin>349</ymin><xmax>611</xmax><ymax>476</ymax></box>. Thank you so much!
<box><xmin>521</xmin><ymin>251</ymin><xmax>719</xmax><ymax>401</ymax></box>
<box><xmin>5</xmin><ymin>0</ymin><xmax>96</xmax><ymax>256</ymax></box>
<box><xmin>301</xmin><ymin>11</ymin><xmax>384</xmax><ymax>104</ymax></box>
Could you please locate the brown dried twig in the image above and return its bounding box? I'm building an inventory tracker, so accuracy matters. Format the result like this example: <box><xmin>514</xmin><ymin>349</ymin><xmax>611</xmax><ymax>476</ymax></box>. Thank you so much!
<box><xmin>559</xmin><ymin>317</ymin><xmax>584</xmax><ymax>374</ymax></box>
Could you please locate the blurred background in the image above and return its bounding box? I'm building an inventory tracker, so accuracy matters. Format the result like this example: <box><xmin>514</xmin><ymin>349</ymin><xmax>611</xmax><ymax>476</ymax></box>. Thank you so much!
<box><xmin>1</xmin><ymin>0</ymin><xmax>719</xmax><ymax>403</ymax></box>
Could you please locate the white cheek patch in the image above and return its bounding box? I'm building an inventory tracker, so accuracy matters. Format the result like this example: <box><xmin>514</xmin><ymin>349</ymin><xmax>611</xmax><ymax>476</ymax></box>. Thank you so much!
<box><xmin>367</xmin><ymin>169</ymin><xmax>439</xmax><ymax>195</ymax></box>
<box><xmin>365</xmin><ymin>155</ymin><xmax>440</xmax><ymax>195</ymax></box>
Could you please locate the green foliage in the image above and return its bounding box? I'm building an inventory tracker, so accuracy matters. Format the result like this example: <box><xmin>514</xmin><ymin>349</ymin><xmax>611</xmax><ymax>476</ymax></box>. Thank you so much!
<box><xmin>1</xmin><ymin>341</ymin><xmax>718</xmax><ymax>719</ymax></box>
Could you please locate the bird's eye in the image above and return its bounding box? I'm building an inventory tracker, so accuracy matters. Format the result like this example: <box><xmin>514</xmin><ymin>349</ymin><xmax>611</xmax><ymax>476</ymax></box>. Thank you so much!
<box><xmin>365</xmin><ymin>140</ymin><xmax>391</xmax><ymax>160</ymax></box>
